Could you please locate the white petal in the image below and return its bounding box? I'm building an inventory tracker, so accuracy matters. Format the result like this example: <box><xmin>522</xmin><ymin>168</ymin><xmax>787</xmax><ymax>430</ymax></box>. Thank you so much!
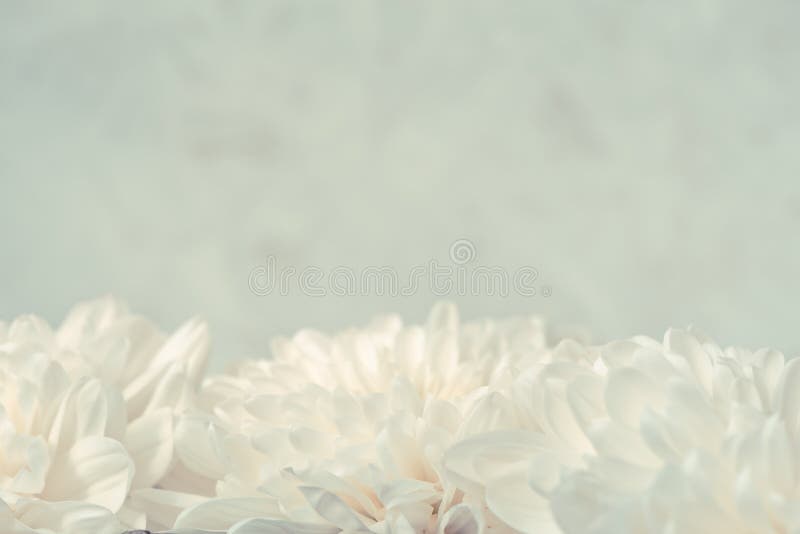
<box><xmin>565</xmin><ymin>373</ymin><xmax>604</xmax><ymax>434</ymax></box>
<box><xmin>486</xmin><ymin>474</ymin><xmax>557</xmax><ymax>533</ymax></box>
<box><xmin>586</xmin><ymin>419</ymin><xmax>659</xmax><ymax>466</ymax></box>
<box><xmin>377</xmin><ymin>479</ymin><xmax>439</xmax><ymax>511</ymax></box>
<box><xmin>460</xmin><ymin>391</ymin><xmax>516</xmax><ymax>436</ymax></box>
<box><xmin>443</xmin><ymin>430</ymin><xmax>547</xmax><ymax>492</ymax></box>
<box><xmin>298</xmin><ymin>486</ymin><xmax>370</xmax><ymax>531</ymax></box>
<box><xmin>777</xmin><ymin>358</ymin><xmax>800</xmax><ymax>436</ymax></box>
<box><xmin>527</xmin><ymin>452</ymin><xmax>565</xmax><ymax>496</ymax></box>
<box><xmin>41</xmin><ymin>436</ymin><xmax>134</xmax><ymax>512</ymax></box>
<box><xmin>664</xmin><ymin>379</ymin><xmax>724</xmax><ymax>451</ymax></box>
<box><xmin>8</xmin><ymin>315</ymin><xmax>54</xmax><ymax>346</ymax></box>
<box><xmin>762</xmin><ymin>416</ymin><xmax>794</xmax><ymax>493</ymax></box>
<box><xmin>158</xmin><ymin>458</ymin><xmax>218</xmax><ymax>496</ymax></box>
<box><xmin>128</xmin><ymin>488</ymin><xmax>207</xmax><ymax>530</ymax></box>
<box><xmin>125</xmin><ymin>407</ymin><xmax>174</xmax><ymax>489</ymax></box>
<box><xmin>47</xmin><ymin>377</ymin><xmax>125</xmax><ymax>452</ymax></box>
<box><xmin>471</xmin><ymin>436</ymin><xmax>543</xmax><ymax>485</ymax></box>
<box><xmin>425</xmin><ymin>302</ymin><xmax>459</xmax><ymax>385</ymax></box>
<box><xmin>220</xmin><ymin>433</ymin><xmax>270</xmax><ymax>491</ymax></box>
<box><xmin>664</xmin><ymin>329</ymin><xmax>713</xmax><ymax>394</ymax></box>
<box><xmin>56</xmin><ymin>296</ymin><xmax>126</xmax><ymax>349</ymax></box>
<box><xmin>124</xmin><ymin>318</ymin><xmax>209</xmax><ymax>418</ymax></box>
<box><xmin>117</xmin><ymin>501</ymin><xmax>147</xmax><ymax>530</ymax></box>
<box><xmin>142</xmin><ymin>362</ymin><xmax>194</xmax><ymax>415</ymax></box>
<box><xmin>174</xmin><ymin>414</ymin><xmax>229</xmax><ymax>480</ymax></box>
<box><xmin>0</xmin><ymin>499</ymin><xmax>36</xmax><ymax>534</ymax></box>
<box><xmin>605</xmin><ymin>367</ymin><xmax>663</xmax><ymax>428</ymax></box>
<box><xmin>426</xmin><ymin>301</ymin><xmax>459</xmax><ymax>334</ymax></box>
<box><xmin>376</xmin><ymin>420</ymin><xmax>426</xmax><ymax>480</ymax></box>
<box><xmin>14</xmin><ymin>500</ymin><xmax>122</xmax><ymax>534</ymax></box>
<box><xmin>175</xmin><ymin>497</ymin><xmax>284</xmax><ymax>530</ymax></box>
<box><xmin>7</xmin><ymin>434</ymin><xmax>50</xmax><ymax>495</ymax></box>
<box><xmin>230</xmin><ymin>517</ymin><xmax>340</xmax><ymax>534</ymax></box>
<box><xmin>388</xmin><ymin>501</ymin><xmax>433</xmax><ymax>532</ymax></box>
<box><xmin>289</xmin><ymin>426</ymin><xmax>335</xmax><ymax>458</ymax></box>
<box><xmin>639</xmin><ymin>408</ymin><xmax>681</xmax><ymax>464</ymax></box>
<box><xmin>544</xmin><ymin>385</ymin><xmax>592</xmax><ymax>452</ymax></box>
<box><xmin>437</xmin><ymin>503</ymin><xmax>483</xmax><ymax>534</ymax></box>
<box><xmin>599</xmin><ymin>340</ymin><xmax>641</xmax><ymax>368</ymax></box>
<box><xmin>297</xmin><ymin>469</ymin><xmax>380</xmax><ymax>519</ymax></box>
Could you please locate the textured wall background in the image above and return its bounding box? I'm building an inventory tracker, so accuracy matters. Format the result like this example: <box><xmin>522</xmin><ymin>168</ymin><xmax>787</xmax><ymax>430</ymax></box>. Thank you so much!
<box><xmin>2</xmin><ymin>1</ymin><xmax>800</xmax><ymax>367</ymax></box>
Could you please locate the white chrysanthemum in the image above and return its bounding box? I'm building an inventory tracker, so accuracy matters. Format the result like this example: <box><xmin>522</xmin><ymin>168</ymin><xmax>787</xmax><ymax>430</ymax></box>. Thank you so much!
<box><xmin>548</xmin><ymin>329</ymin><xmax>800</xmax><ymax>534</ymax></box>
<box><xmin>142</xmin><ymin>303</ymin><xmax>555</xmax><ymax>533</ymax></box>
<box><xmin>0</xmin><ymin>297</ymin><xmax>209</xmax><ymax>533</ymax></box>
<box><xmin>447</xmin><ymin>328</ymin><xmax>800</xmax><ymax>534</ymax></box>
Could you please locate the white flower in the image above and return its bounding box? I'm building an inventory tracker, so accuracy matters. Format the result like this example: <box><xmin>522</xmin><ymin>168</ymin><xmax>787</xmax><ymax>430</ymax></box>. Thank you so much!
<box><xmin>547</xmin><ymin>329</ymin><xmax>800</xmax><ymax>534</ymax></box>
<box><xmin>446</xmin><ymin>328</ymin><xmax>800</xmax><ymax>534</ymax></box>
<box><xmin>142</xmin><ymin>303</ymin><xmax>554</xmax><ymax>533</ymax></box>
<box><xmin>0</xmin><ymin>297</ymin><xmax>209</xmax><ymax>533</ymax></box>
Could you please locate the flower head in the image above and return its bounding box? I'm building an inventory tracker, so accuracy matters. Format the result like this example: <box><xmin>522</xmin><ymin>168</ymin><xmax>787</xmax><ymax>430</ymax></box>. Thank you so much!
<box><xmin>445</xmin><ymin>328</ymin><xmax>800</xmax><ymax>534</ymax></box>
<box><xmin>0</xmin><ymin>297</ymin><xmax>209</xmax><ymax>533</ymax></box>
<box><xmin>160</xmin><ymin>303</ymin><xmax>553</xmax><ymax>533</ymax></box>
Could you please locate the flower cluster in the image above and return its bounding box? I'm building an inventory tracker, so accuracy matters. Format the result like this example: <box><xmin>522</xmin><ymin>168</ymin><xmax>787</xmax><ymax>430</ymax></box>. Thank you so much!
<box><xmin>2</xmin><ymin>298</ymin><xmax>798</xmax><ymax>534</ymax></box>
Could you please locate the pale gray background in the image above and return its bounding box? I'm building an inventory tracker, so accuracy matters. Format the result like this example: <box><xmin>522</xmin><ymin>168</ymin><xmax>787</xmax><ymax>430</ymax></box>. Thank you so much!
<box><xmin>2</xmin><ymin>1</ymin><xmax>800</xmax><ymax>367</ymax></box>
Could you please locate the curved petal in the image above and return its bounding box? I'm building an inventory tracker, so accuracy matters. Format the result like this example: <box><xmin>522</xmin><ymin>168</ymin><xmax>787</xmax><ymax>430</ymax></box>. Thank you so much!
<box><xmin>230</xmin><ymin>517</ymin><xmax>339</xmax><ymax>534</ymax></box>
<box><xmin>47</xmin><ymin>378</ymin><xmax>126</xmax><ymax>452</ymax></box>
<box><xmin>41</xmin><ymin>436</ymin><xmax>134</xmax><ymax>512</ymax></box>
<box><xmin>125</xmin><ymin>407</ymin><xmax>174</xmax><ymax>490</ymax></box>
<box><xmin>485</xmin><ymin>474</ymin><xmax>557</xmax><ymax>533</ymax></box>
<box><xmin>437</xmin><ymin>503</ymin><xmax>484</xmax><ymax>534</ymax></box>
<box><xmin>13</xmin><ymin>500</ymin><xmax>122</xmax><ymax>534</ymax></box>
<box><xmin>7</xmin><ymin>434</ymin><xmax>50</xmax><ymax>495</ymax></box>
<box><xmin>175</xmin><ymin>497</ymin><xmax>284</xmax><ymax>530</ymax></box>
<box><xmin>297</xmin><ymin>486</ymin><xmax>370</xmax><ymax>531</ymax></box>
<box><xmin>174</xmin><ymin>414</ymin><xmax>228</xmax><ymax>480</ymax></box>
<box><xmin>123</xmin><ymin>318</ymin><xmax>209</xmax><ymax>418</ymax></box>
<box><xmin>128</xmin><ymin>488</ymin><xmax>207</xmax><ymax>531</ymax></box>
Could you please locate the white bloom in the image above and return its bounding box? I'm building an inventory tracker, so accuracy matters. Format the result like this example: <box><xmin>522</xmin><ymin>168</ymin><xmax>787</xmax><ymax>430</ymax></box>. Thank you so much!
<box><xmin>446</xmin><ymin>328</ymin><xmax>800</xmax><ymax>534</ymax></box>
<box><xmin>145</xmin><ymin>303</ymin><xmax>554</xmax><ymax>533</ymax></box>
<box><xmin>0</xmin><ymin>297</ymin><xmax>209</xmax><ymax>533</ymax></box>
<box><xmin>547</xmin><ymin>329</ymin><xmax>800</xmax><ymax>534</ymax></box>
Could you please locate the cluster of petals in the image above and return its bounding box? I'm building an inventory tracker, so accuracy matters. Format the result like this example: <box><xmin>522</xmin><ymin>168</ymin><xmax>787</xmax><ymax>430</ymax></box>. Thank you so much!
<box><xmin>3</xmin><ymin>299</ymin><xmax>798</xmax><ymax>534</ymax></box>
<box><xmin>161</xmin><ymin>303</ymin><xmax>553</xmax><ymax>533</ymax></box>
<box><xmin>0</xmin><ymin>297</ymin><xmax>208</xmax><ymax>533</ymax></box>
<box><xmin>446</xmin><ymin>329</ymin><xmax>800</xmax><ymax>534</ymax></box>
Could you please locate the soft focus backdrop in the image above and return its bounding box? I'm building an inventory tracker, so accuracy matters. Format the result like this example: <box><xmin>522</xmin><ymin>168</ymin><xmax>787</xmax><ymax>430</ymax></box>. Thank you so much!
<box><xmin>2</xmin><ymin>1</ymin><xmax>800</xmax><ymax>367</ymax></box>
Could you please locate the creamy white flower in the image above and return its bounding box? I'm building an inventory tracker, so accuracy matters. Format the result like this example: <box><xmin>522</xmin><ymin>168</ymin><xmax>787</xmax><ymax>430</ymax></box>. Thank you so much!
<box><xmin>0</xmin><ymin>297</ymin><xmax>209</xmax><ymax>533</ymax></box>
<box><xmin>146</xmin><ymin>303</ymin><xmax>553</xmax><ymax>533</ymax></box>
<box><xmin>546</xmin><ymin>329</ymin><xmax>800</xmax><ymax>534</ymax></box>
<box><xmin>445</xmin><ymin>328</ymin><xmax>800</xmax><ymax>534</ymax></box>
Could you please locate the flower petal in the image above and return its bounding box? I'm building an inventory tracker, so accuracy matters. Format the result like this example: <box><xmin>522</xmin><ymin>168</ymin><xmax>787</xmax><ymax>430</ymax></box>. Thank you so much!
<box><xmin>41</xmin><ymin>436</ymin><xmax>133</xmax><ymax>512</ymax></box>
<box><xmin>125</xmin><ymin>407</ymin><xmax>174</xmax><ymax>489</ymax></box>
<box><xmin>175</xmin><ymin>497</ymin><xmax>284</xmax><ymax>530</ymax></box>
<box><xmin>297</xmin><ymin>486</ymin><xmax>370</xmax><ymax>531</ymax></box>
<box><xmin>13</xmin><ymin>500</ymin><xmax>122</xmax><ymax>534</ymax></box>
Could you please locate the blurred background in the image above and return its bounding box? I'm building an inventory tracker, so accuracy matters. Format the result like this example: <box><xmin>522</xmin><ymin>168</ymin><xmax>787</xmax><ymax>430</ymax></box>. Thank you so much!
<box><xmin>2</xmin><ymin>1</ymin><xmax>800</xmax><ymax>368</ymax></box>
